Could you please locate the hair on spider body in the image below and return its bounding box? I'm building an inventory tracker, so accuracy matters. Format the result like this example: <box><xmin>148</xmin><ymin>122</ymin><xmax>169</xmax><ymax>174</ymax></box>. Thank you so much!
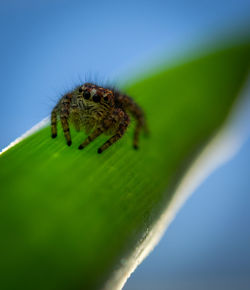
<box><xmin>51</xmin><ymin>82</ymin><xmax>147</xmax><ymax>153</ymax></box>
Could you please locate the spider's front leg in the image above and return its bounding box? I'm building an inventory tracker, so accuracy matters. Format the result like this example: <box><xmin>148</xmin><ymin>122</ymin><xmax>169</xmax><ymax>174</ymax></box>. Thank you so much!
<box><xmin>98</xmin><ymin>111</ymin><xmax>130</xmax><ymax>154</ymax></box>
<box><xmin>59</xmin><ymin>95</ymin><xmax>73</xmax><ymax>146</ymax></box>
<box><xmin>78</xmin><ymin>128</ymin><xmax>104</xmax><ymax>150</ymax></box>
<box><xmin>51</xmin><ymin>105</ymin><xmax>58</xmax><ymax>138</ymax></box>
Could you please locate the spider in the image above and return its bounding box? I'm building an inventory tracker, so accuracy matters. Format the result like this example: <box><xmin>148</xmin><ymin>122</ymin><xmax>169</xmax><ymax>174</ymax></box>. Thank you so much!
<box><xmin>51</xmin><ymin>83</ymin><xmax>147</xmax><ymax>153</ymax></box>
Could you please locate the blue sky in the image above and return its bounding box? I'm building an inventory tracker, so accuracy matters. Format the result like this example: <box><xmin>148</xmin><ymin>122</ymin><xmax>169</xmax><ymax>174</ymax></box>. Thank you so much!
<box><xmin>0</xmin><ymin>0</ymin><xmax>250</xmax><ymax>149</ymax></box>
<box><xmin>0</xmin><ymin>1</ymin><xmax>250</xmax><ymax>289</ymax></box>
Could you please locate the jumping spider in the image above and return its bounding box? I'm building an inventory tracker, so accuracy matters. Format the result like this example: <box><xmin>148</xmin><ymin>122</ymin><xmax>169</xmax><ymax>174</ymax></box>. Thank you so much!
<box><xmin>51</xmin><ymin>83</ymin><xmax>147</xmax><ymax>153</ymax></box>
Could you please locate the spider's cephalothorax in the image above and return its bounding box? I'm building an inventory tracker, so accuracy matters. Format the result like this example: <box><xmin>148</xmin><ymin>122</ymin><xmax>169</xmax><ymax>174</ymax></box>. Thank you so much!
<box><xmin>51</xmin><ymin>83</ymin><xmax>147</xmax><ymax>153</ymax></box>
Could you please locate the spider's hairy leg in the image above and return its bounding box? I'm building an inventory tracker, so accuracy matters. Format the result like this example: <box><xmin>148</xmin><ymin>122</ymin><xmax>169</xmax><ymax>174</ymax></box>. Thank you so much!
<box><xmin>133</xmin><ymin>111</ymin><xmax>150</xmax><ymax>149</ymax></box>
<box><xmin>133</xmin><ymin>121</ymin><xmax>142</xmax><ymax>150</ymax></box>
<box><xmin>51</xmin><ymin>105</ymin><xmax>58</xmax><ymax>138</ymax></box>
<box><xmin>130</xmin><ymin>107</ymin><xmax>148</xmax><ymax>149</ymax></box>
<box><xmin>78</xmin><ymin>128</ymin><xmax>104</xmax><ymax>150</ymax></box>
<box><xmin>59</xmin><ymin>95</ymin><xmax>72</xmax><ymax>146</ymax></box>
<box><xmin>118</xmin><ymin>94</ymin><xmax>148</xmax><ymax>149</ymax></box>
<box><xmin>98</xmin><ymin>112</ymin><xmax>130</xmax><ymax>154</ymax></box>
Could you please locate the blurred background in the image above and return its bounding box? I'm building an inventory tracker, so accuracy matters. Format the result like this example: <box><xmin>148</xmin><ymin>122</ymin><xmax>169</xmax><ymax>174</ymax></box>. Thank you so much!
<box><xmin>0</xmin><ymin>0</ymin><xmax>250</xmax><ymax>289</ymax></box>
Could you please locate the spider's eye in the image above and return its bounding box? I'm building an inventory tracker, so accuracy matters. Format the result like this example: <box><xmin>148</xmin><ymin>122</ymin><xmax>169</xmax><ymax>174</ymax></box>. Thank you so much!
<box><xmin>93</xmin><ymin>94</ymin><xmax>101</xmax><ymax>102</ymax></box>
<box><xmin>103</xmin><ymin>96</ymin><xmax>109</xmax><ymax>102</ymax></box>
<box><xmin>79</xmin><ymin>87</ymin><xmax>83</xmax><ymax>93</ymax></box>
<box><xmin>83</xmin><ymin>91</ymin><xmax>90</xmax><ymax>100</ymax></box>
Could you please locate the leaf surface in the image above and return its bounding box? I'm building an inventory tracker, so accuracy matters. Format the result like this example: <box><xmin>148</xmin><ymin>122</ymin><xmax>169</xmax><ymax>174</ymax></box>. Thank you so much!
<box><xmin>0</xmin><ymin>42</ymin><xmax>249</xmax><ymax>290</ymax></box>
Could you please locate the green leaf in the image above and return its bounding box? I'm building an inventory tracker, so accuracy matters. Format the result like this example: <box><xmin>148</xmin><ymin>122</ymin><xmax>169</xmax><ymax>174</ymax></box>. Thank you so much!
<box><xmin>0</xmin><ymin>41</ymin><xmax>249</xmax><ymax>290</ymax></box>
